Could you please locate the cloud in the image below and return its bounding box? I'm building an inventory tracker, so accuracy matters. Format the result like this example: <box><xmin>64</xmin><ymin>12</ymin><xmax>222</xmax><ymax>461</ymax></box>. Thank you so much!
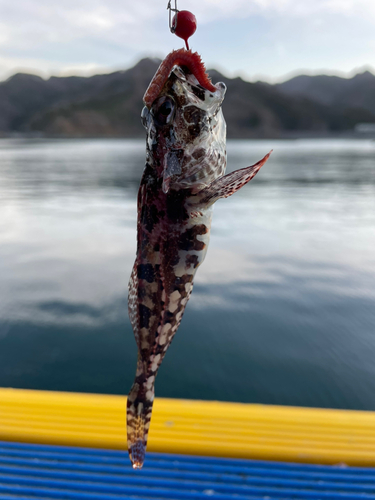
<box><xmin>2</xmin><ymin>0</ymin><xmax>374</xmax><ymax>50</ymax></box>
<box><xmin>188</xmin><ymin>0</ymin><xmax>375</xmax><ymax>19</ymax></box>
<box><xmin>0</xmin><ymin>0</ymin><xmax>374</xmax><ymax>81</ymax></box>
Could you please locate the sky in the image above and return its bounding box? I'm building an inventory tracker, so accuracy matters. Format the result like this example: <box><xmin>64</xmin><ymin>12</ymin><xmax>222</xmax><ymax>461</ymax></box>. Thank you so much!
<box><xmin>0</xmin><ymin>0</ymin><xmax>374</xmax><ymax>83</ymax></box>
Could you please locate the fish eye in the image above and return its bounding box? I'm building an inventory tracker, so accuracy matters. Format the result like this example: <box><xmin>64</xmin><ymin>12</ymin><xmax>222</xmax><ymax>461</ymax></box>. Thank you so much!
<box><xmin>159</xmin><ymin>100</ymin><xmax>173</xmax><ymax>116</ymax></box>
<box><xmin>152</xmin><ymin>96</ymin><xmax>175</xmax><ymax>125</ymax></box>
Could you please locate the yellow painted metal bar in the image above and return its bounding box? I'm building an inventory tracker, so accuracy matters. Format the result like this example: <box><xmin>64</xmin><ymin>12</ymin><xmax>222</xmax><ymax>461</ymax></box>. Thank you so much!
<box><xmin>1</xmin><ymin>388</ymin><xmax>375</xmax><ymax>465</ymax></box>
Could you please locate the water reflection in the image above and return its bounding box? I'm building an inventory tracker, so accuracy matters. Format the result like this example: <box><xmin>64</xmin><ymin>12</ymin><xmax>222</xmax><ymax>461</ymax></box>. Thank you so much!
<box><xmin>0</xmin><ymin>138</ymin><xmax>374</xmax><ymax>410</ymax></box>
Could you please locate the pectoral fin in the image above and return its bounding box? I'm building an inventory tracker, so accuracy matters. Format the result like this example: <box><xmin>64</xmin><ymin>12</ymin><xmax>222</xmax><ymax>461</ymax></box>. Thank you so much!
<box><xmin>199</xmin><ymin>151</ymin><xmax>272</xmax><ymax>206</ymax></box>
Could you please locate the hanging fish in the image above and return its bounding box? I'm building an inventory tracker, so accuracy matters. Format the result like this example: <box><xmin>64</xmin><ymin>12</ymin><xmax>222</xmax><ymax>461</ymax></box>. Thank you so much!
<box><xmin>127</xmin><ymin>48</ymin><xmax>271</xmax><ymax>468</ymax></box>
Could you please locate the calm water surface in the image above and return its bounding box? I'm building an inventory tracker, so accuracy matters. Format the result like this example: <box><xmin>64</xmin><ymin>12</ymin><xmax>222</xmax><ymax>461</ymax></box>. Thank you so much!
<box><xmin>0</xmin><ymin>138</ymin><xmax>375</xmax><ymax>410</ymax></box>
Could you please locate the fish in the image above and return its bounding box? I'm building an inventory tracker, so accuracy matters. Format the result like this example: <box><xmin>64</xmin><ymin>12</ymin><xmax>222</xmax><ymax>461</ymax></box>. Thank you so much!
<box><xmin>127</xmin><ymin>48</ymin><xmax>271</xmax><ymax>469</ymax></box>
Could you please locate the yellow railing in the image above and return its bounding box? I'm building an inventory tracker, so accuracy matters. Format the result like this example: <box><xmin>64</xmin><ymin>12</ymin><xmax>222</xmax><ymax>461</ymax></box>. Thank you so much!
<box><xmin>1</xmin><ymin>388</ymin><xmax>375</xmax><ymax>465</ymax></box>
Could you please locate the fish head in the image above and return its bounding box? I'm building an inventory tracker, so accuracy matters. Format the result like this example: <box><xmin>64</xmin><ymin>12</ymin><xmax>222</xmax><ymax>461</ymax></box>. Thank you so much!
<box><xmin>141</xmin><ymin>51</ymin><xmax>227</xmax><ymax>194</ymax></box>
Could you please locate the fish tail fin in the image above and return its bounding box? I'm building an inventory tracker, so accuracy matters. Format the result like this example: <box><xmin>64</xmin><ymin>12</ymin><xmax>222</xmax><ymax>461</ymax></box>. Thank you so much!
<box><xmin>126</xmin><ymin>364</ymin><xmax>155</xmax><ymax>469</ymax></box>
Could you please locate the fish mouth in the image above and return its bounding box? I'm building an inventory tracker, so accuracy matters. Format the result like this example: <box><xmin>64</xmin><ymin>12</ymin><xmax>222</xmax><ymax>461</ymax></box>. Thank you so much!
<box><xmin>143</xmin><ymin>48</ymin><xmax>217</xmax><ymax>108</ymax></box>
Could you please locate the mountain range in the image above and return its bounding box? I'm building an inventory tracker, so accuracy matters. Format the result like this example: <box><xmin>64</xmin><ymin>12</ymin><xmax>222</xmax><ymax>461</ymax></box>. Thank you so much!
<box><xmin>1</xmin><ymin>59</ymin><xmax>375</xmax><ymax>138</ymax></box>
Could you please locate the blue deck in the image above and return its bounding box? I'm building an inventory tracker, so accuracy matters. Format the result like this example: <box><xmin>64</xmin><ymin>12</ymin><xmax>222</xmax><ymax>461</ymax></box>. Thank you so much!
<box><xmin>1</xmin><ymin>441</ymin><xmax>375</xmax><ymax>499</ymax></box>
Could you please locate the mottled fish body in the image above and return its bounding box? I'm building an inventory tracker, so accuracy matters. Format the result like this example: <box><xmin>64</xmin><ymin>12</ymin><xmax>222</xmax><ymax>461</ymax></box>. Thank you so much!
<box><xmin>127</xmin><ymin>49</ymin><xmax>271</xmax><ymax>468</ymax></box>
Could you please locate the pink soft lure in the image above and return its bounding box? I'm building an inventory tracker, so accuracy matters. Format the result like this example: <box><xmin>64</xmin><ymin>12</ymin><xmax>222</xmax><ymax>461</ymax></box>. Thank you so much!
<box><xmin>143</xmin><ymin>48</ymin><xmax>216</xmax><ymax>108</ymax></box>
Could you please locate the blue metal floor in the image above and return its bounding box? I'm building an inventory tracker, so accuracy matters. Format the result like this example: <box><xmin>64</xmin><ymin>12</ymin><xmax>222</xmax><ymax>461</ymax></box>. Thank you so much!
<box><xmin>1</xmin><ymin>441</ymin><xmax>375</xmax><ymax>499</ymax></box>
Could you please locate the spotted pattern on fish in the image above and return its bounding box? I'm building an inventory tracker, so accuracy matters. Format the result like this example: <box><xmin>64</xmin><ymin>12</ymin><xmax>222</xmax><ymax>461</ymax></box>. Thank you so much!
<box><xmin>127</xmin><ymin>50</ymin><xmax>272</xmax><ymax>469</ymax></box>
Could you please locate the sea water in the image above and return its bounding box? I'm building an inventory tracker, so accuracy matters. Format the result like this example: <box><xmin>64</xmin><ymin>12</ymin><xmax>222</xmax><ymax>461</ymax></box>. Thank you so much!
<box><xmin>0</xmin><ymin>138</ymin><xmax>374</xmax><ymax>410</ymax></box>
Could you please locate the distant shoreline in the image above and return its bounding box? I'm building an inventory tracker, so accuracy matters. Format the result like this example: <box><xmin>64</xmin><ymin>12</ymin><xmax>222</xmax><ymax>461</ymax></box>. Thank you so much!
<box><xmin>1</xmin><ymin>62</ymin><xmax>374</xmax><ymax>140</ymax></box>
<box><xmin>1</xmin><ymin>131</ymin><xmax>374</xmax><ymax>140</ymax></box>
